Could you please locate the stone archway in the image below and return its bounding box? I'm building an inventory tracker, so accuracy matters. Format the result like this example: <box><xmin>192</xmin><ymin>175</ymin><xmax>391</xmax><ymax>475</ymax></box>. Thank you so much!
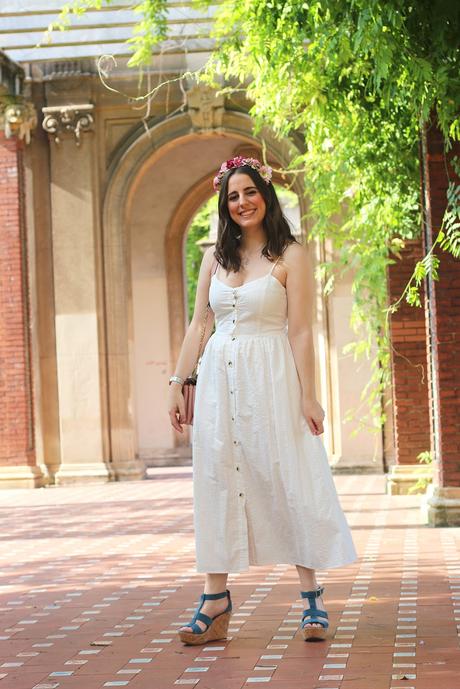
<box><xmin>164</xmin><ymin>143</ymin><xmax>313</xmax><ymax>452</ymax></box>
<box><xmin>102</xmin><ymin>109</ymin><xmax>316</xmax><ymax>473</ymax></box>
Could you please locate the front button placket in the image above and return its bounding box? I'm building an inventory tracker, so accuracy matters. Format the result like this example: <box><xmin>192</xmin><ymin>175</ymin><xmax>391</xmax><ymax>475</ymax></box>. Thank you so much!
<box><xmin>230</xmin><ymin>288</ymin><xmax>244</xmax><ymax>508</ymax></box>
<box><xmin>230</xmin><ymin>288</ymin><xmax>238</xmax><ymax>422</ymax></box>
<box><xmin>218</xmin><ymin>283</ymin><xmax>247</xmax><ymax>570</ymax></box>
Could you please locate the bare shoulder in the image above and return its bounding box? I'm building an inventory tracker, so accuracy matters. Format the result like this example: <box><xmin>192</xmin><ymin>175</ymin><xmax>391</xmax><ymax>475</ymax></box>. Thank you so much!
<box><xmin>201</xmin><ymin>244</ymin><xmax>218</xmax><ymax>275</ymax></box>
<box><xmin>203</xmin><ymin>244</ymin><xmax>216</xmax><ymax>263</ymax></box>
<box><xmin>282</xmin><ymin>241</ymin><xmax>310</xmax><ymax>270</ymax></box>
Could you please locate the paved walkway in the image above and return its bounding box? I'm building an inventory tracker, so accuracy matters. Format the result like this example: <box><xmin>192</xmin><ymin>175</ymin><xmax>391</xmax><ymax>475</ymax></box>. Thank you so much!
<box><xmin>0</xmin><ymin>470</ymin><xmax>459</xmax><ymax>689</ymax></box>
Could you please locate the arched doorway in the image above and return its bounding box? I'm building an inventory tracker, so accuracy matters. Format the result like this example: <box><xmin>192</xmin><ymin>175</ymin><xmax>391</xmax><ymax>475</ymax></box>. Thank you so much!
<box><xmin>103</xmin><ymin>107</ymin><xmax>381</xmax><ymax>477</ymax></box>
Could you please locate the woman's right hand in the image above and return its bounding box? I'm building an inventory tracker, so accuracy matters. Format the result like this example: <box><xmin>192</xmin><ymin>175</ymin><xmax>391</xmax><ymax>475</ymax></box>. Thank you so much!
<box><xmin>168</xmin><ymin>384</ymin><xmax>186</xmax><ymax>433</ymax></box>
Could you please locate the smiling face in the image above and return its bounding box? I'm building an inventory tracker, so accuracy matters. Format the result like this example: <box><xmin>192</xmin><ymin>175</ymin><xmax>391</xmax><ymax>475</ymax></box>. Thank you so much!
<box><xmin>227</xmin><ymin>172</ymin><xmax>267</xmax><ymax>230</ymax></box>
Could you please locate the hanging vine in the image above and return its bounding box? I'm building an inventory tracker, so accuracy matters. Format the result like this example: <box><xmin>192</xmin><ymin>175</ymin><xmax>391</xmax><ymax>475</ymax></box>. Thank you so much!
<box><xmin>199</xmin><ymin>0</ymin><xmax>460</xmax><ymax>432</ymax></box>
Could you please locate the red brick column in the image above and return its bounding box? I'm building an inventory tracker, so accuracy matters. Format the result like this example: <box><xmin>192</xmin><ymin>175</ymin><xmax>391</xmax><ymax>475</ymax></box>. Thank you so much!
<box><xmin>0</xmin><ymin>131</ymin><xmax>38</xmax><ymax>479</ymax></box>
<box><xmin>387</xmin><ymin>239</ymin><xmax>431</xmax><ymax>477</ymax></box>
<box><xmin>422</xmin><ymin>124</ymin><xmax>460</xmax><ymax>493</ymax></box>
<box><xmin>420</xmin><ymin>121</ymin><xmax>460</xmax><ymax>524</ymax></box>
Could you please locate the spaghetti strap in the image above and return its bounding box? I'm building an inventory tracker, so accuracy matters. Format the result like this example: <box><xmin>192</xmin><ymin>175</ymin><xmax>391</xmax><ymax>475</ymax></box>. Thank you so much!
<box><xmin>269</xmin><ymin>254</ymin><xmax>283</xmax><ymax>275</ymax></box>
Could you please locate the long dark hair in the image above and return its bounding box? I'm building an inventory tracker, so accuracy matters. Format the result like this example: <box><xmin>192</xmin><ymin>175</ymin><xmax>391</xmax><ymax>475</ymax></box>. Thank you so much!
<box><xmin>214</xmin><ymin>165</ymin><xmax>298</xmax><ymax>272</ymax></box>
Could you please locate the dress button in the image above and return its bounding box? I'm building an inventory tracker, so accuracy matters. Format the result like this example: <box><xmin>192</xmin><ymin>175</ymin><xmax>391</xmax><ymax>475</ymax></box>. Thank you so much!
<box><xmin>232</xmin><ymin>319</ymin><xmax>236</xmax><ymax>324</ymax></box>
<box><xmin>236</xmin><ymin>466</ymin><xmax>240</xmax><ymax>471</ymax></box>
<box><xmin>233</xmin><ymin>440</ymin><xmax>238</xmax><ymax>445</ymax></box>
<box><xmin>231</xmin><ymin>416</ymin><xmax>235</xmax><ymax>421</ymax></box>
<box><xmin>238</xmin><ymin>492</ymin><xmax>243</xmax><ymax>497</ymax></box>
<box><xmin>228</xmin><ymin>361</ymin><xmax>232</xmax><ymax>366</ymax></box>
<box><xmin>232</xmin><ymin>337</ymin><xmax>236</xmax><ymax>341</ymax></box>
<box><xmin>230</xmin><ymin>390</ymin><xmax>233</xmax><ymax>394</ymax></box>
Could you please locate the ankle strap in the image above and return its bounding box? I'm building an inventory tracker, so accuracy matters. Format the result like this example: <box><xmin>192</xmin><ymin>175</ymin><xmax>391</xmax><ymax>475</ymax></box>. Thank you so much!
<box><xmin>300</xmin><ymin>585</ymin><xmax>324</xmax><ymax>600</ymax></box>
<box><xmin>202</xmin><ymin>589</ymin><xmax>229</xmax><ymax>601</ymax></box>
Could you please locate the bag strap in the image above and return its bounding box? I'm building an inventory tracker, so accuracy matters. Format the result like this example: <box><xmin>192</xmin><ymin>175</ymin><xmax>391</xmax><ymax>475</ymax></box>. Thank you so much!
<box><xmin>193</xmin><ymin>256</ymin><xmax>218</xmax><ymax>373</ymax></box>
<box><xmin>269</xmin><ymin>254</ymin><xmax>283</xmax><ymax>275</ymax></box>
<box><xmin>194</xmin><ymin>305</ymin><xmax>209</xmax><ymax>372</ymax></box>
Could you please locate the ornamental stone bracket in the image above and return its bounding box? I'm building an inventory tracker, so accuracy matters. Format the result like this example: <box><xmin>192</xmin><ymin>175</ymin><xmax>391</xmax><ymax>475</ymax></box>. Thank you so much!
<box><xmin>0</xmin><ymin>100</ymin><xmax>37</xmax><ymax>144</ymax></box>
<box><xmin>42</xmin><ymin>104</ymin><xmax>94</xmax><ymax>145</ymax></box>
<box><xmin>185</xmin><ymin>84</ymin><xmax>225</xmax><ymax>132</ymax></box>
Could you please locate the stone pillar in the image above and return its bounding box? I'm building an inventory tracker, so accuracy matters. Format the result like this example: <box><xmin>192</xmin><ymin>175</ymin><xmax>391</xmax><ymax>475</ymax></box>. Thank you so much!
<box><xmin>0</xmin><ymin>53</ymin><xmax>45</xmax><ymax>487</ymax></box>
<box><xmin>421</xmin><ymin>123</ymin><xmax>460</xmax><ymax>525</ymax></box>
<box><xmin>43</xmin><ymin>103</ymin><xmax>114</xmax><ymax>484</ymax></box>
<box><xmin>386</xmin><ymin>240</ymin><xmax>432</xmax><ymax>494</ymax></box>
<box><xmin>23</xmin><ymin>81</ymin><xmax>61</xmax><ymax>484</ymax></box>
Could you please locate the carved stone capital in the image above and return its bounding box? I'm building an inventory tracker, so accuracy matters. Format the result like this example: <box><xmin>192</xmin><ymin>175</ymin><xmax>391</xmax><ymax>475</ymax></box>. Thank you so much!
<box><xmin>185</xmin><ymin>84</ymin><xmax>225</xmax><ymax>131</ymax></box>
<box><xmin>42</xmin><ymin>104</ymin><xmax>94</xmax><ymax>145</ymax></box>
<box><xmin>0</xmin><ymin>100</ymin><xmax>37</xmax><ymax>144</ymax></box>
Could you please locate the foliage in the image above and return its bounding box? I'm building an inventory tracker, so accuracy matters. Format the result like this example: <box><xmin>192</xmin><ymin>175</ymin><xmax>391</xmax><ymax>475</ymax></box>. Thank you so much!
<box><xmin>126</xmin><ymin>0</ymin><xmax>168</xmax><ymax>66</ymax></box>
<box><xmin>407</xmin><ymin>450</ymin><xmax>434</xmax><ymax>494</ymax></box>
<box><xmin>437</xmin><ymin>155</ymin><xmax>460</xmax><ymax>259</ymax></box>
<box><xmin>199</xmin><ymin>0</ymin><xmax>460</xmax><ymax>432</ymax></box>
<box><xmin>387</xmin><ymin>157</ymin><xmax>460</xmax><ymax>314</ymax></box>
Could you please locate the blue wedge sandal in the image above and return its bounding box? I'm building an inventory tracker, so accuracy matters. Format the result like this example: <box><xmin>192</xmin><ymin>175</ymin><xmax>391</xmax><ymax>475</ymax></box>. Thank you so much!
<box><xmin>300</xmin><ymin>585</ymin><xmax>329</xmax><ymax>641</ymax></box>
<box><xmin>178</xmin><ymin>589</ymin><xmax>232</xmax><ymax>646</ymax></box>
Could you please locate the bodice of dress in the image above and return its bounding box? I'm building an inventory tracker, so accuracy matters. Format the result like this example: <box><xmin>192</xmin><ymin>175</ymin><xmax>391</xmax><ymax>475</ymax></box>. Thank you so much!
<box><xmin>209</xmin><ymin>272</ymin><xmax>288</xmax><ymax>337</ymax></box>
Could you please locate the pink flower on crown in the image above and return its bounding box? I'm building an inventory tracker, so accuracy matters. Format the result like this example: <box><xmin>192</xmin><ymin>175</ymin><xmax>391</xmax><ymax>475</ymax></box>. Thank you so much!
<box><xmin>213</xmin><ymin>156</ymin><xmax>273</xmax><ymax>192</ymax></box>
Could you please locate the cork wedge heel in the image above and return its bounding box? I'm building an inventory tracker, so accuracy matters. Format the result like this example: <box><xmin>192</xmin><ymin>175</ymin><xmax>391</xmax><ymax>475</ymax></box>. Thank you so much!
<box><xmin>300</xmin><ymin>585</ymin><xmax>329</xmax><ymax>641</ymax></box>
<box><xmin>178</xmin><ymin>589</ymin><xmax>232</xmax><ymax>646</ymax></box>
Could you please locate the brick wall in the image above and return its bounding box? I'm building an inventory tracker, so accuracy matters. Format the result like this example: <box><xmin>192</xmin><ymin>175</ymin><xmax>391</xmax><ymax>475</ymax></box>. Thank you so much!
<box><xmin>387</xmin><ymin>240</ymin><xmax>431</xmax><ymax>464</ymax></box>
<box><xmin>0</xmin><ymin>131</ymin><xmax>35</xmax><ymax>466</ymax></box>
<box><xmin>424</xmin><ymin>123</ymin><xmax>460</xmax><ymax>487</ymax></box>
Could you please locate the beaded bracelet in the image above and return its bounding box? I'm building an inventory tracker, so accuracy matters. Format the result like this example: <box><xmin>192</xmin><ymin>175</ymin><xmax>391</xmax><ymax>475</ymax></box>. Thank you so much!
<box><xmin>169</xmin><ymin>375</ymin><xmax>184</xmax><ymax>386</ymax></box>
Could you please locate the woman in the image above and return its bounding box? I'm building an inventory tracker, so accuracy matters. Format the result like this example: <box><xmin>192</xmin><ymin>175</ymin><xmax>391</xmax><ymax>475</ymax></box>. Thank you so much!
<box><xmin>168</xmin><ymin>156</ymin><xmax>357</xmax><ymax>645</ymax></box>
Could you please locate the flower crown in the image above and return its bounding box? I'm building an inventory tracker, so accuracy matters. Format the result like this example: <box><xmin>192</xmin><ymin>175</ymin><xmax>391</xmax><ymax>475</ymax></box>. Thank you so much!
<box><xmin>213</xmin><ymin>156</ymin><xmax>273</xmax><ymax>192</ymax></box>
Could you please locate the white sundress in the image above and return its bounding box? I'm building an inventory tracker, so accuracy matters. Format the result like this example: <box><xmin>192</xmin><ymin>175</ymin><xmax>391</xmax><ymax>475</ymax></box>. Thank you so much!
<box><xmin>192</xmin><ymin>258</ymin><xmax>357</xmax><ymax>574</ymax></box>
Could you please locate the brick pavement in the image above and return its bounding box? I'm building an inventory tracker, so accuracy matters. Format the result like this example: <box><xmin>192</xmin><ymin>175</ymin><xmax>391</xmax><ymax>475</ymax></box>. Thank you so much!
<box><xmin>0</xmin><ymin>470</ymin><xmax>459</xmax><ymax>689</ymax></box>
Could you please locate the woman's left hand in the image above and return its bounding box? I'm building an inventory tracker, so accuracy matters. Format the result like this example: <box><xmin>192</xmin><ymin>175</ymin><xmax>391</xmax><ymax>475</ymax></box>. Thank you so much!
<box><xmin>302</xmin><ymin>396</ymin><xmax>325</xmax><ymax>435</ymax></box>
